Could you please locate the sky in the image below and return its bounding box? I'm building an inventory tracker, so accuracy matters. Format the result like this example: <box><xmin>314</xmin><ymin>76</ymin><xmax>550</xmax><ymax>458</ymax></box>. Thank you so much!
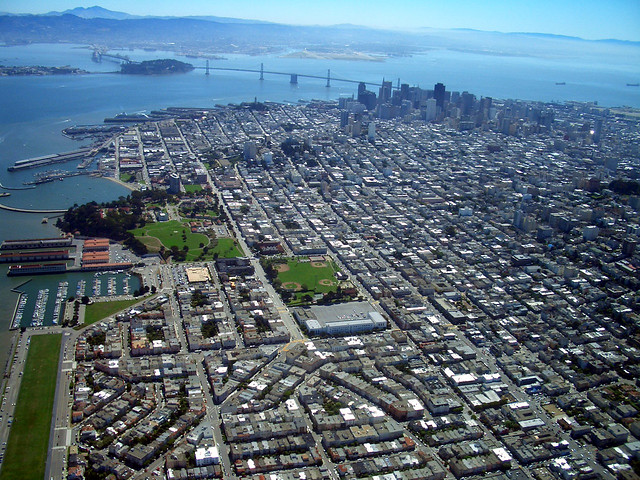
<box><xmin>2</xmin><ymin>0</ymin><xmax>640</xmax><ymax>42</ymax></box>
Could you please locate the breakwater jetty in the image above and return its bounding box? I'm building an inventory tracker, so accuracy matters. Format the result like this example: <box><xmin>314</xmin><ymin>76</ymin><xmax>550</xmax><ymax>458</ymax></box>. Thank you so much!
<box><xmin>0</xmin><ymin>203</ymin><xmax>68</xmax><ymax>214</ymax></box>
<box><xmin>0</xmin><ymin>182</ymin><xmax>35</xmax><ymax>191</ymax></box>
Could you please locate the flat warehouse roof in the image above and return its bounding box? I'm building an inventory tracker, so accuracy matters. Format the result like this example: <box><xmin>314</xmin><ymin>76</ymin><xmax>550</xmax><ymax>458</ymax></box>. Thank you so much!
<box><xmin>186</xmin><ymin>267</ymin><xmax>211</xmax><ymax>283</ymax></box>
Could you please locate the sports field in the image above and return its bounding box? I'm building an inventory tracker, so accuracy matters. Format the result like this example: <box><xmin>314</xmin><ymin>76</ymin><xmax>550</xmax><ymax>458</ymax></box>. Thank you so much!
<box><xmin>0</xmin><ymin>334</ymin><xmax>61</xmax><ymax>480</ymax></box>
<box><xmin>275</xmin><ymin>257</ymin><xmax>341</xmax><ymax>303</ymax></box>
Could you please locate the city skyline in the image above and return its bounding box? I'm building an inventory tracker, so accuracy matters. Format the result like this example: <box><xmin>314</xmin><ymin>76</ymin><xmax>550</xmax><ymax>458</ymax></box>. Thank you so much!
<box><xmin>2</xmin><ymin>0</ymin><xmax>640</xmax><ymax>42</ymax></box>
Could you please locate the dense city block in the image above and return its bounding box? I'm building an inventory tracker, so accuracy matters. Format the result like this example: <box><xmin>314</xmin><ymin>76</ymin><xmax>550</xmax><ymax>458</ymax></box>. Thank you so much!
<box><xmin>6</xmin><ymin>86</ymin><xmax>640</xmax><ymax>480</ymax></box>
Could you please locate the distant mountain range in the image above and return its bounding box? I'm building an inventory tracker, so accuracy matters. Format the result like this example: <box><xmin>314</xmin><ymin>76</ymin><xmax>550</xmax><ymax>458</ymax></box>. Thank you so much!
<box><xmin>49</xmin><ymin>6</ymin><xmax>136</xmax><ymax>20</ymax></box>
<box><xmin>0</xmin><ymin>6</ymin><xmax>637</xmax><ymax>56</ymax></box>
<box><xmin>44</xmin><ymin>6</ymin><xmax>274</xmax><ymax>24</ymax></box>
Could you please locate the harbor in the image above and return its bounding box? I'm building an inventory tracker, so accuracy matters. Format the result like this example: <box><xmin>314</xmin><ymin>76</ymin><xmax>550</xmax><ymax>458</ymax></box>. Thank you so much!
<box><xmin>9</xmin><ymin>271</ymin><xmax>140</xmax><ymax>328</ymax></box>
<box><xmin>3</xmin><ymin>236</ymin><xmax>141</xmax><ymax>328</ymax></box>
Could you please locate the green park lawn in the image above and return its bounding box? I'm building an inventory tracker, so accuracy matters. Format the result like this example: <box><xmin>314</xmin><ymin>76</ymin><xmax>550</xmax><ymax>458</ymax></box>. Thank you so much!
<box><xmin>183</xmin><ymin>184</ymin><xmax>204</xmax><ymax>193</ymax></box>
<box><xmin>211</xmin><ymin>237</ymin><xmax>243</xmax><ymax>259</ymax></box>
<box><xmin>83</xmin><ymin>298</ymin><xmax>146</xmax><ymax>327</ymax></box>
<box><xmin>130</xmin><ymin>220</ymin><xmax>242</xmax><ymax>261</ymax></box>
<box><xmin>0</xmin><ymin>334</ymin><xmax>61</xmax><ymax>480</ymax></box>
<box><xmin>131</xmin><ymin>220</ymin><xmax>208</xmax><ymax>251</ymax></box>
<box><xmin>119</xmin><ymin>172</ymin><xmax>135</xmax><ymax>182</ymax></box>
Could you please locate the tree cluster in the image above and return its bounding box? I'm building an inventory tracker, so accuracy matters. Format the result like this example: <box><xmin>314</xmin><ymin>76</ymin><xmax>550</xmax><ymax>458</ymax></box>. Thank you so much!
<box><xmin>56</xmin><ymin>191</ymin><xmax>171</xmax><ymax>256</ymax></box>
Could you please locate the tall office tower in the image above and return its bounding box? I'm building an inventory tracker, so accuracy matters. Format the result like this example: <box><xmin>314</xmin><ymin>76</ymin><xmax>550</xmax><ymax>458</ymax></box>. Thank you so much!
<box><xmin>391</xmin><ymin>90</ymin><xmax>403</xmax><ymax>106</ymax></box>
<box><xmin>434</xmin><ymin>82</ymin><xmax>446</xmax><ymax>110</ymax></box>
<box><xmin>400</xmin><ymin>100</ymin><xmax>412</xmax><ymax>117</ymax></box>
<box><xmin>379</xmin><ymin>80</ymin><xmax>392</xmax><ymax>105</ymax></box>
<box><xmin>368</xmin><ymin>122</ymin><xmax>376</xmax><ymax>142</ymax></box>
<box><xmin>593</xmin><ymin>118</ymin><xmax>603</xmax><ymax>143</ymax></box>
<box><xmin>460</xmin><ymin>91</ymin><xmax>475</xmax><ymax>115</ymax></box>
<box><xmin>622</xmin><ymin>239</ymin><xmax>637</xmax><ymax>256</ymax></box>
<box><xmin>538</xmin><ymin>109</ymin><xmax>554</xmax><ymax>129</ymax></box>
<box><xmin>243</xmin><ymin>141</ymin><xmax>257</xmax><ymax>161</ymax></box>
<box><xmin>425</xmin><ymin>98</ymin><xmax>437</xmax><ymax>122</ymax></box>
<box><xmin>379</xmin><ymin>103</ymin><xmax>395</xmax><ymax>120</ymax></box>
<box><xmin>358</xmin><ymin>82</ymin><xmax>367</xmax><ymax>96</ymax></box>
<box><xmin>168</xmin><ymin>172</ymin><xmax>181</xmax><ymax>194</ymax></box>
<box><xmin>340</xmin><ymin>110</ymin><xmax>350</xmax><ymax>128</ymax></box>
<box><xmin>400</xmin><ymin>83</ymin><xmax>410</xmax><ymax>100</ymax></box>
<box><xmin>338</xmin><ymin>95</ymin><xmax>353</xmax><ymax>109</ymax></box>
<box><xmin>358</xmin><ymin>90</ymin><xmax>377</xmax><ymax>111</ymax></box>
<box><xmin>480</xmin><ymin>97</ymin><xmax>492</xmax><ymax>118</ymax></box>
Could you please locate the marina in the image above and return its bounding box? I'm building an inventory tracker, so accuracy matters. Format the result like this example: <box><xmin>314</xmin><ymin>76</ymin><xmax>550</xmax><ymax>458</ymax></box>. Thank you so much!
<box><xmin>76</xmin><ymin>279</ymin><xmax>86</xmax><ymax>297</ymax></box>
<box><xmin>31</xmin><ymin>288</ymin><xmax>49</xmax><ymax>327</ymax></box>
<box><xmin>52</xmin><ymin>281</ymin><xmax>68</xmax><ymax>325</ymax></box>
<box><xmin>92</xmin><ymin>277</ymin><xmax>101</xmax><ymax>296</ymax></box>
<box><xmin>11</xmin><ymin>294</ymin><xmax>28</xmax><ymax>329</ymax></box>
<box><xmin>8</xmin><ymin>271</ymin><xmax>140</xmax><ymax>328</ymax></box>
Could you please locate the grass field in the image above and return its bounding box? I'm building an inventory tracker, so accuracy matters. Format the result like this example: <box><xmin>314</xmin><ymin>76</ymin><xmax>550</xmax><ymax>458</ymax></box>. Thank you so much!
<box><xmin>130</xmin><ymin>220</ymin><xmax>242</xmax><ymax>261</ymax></box>
<box><xmin>83</xmin><ymin>298</ymin><xmax>145</xmax><ymax>326</ymax></box>
<box><xmin>276</xmin><ymin>257</ymin><xmax>341</xmax><ymax>302</ymax></box>
<box><xmin>0</xmin><ymin>334</ymin><xmax>61</xmax><ymax>480</ymax></box>
<box><xmin>131</xmin><ymin>220</ymin><xmax>208</xmax><ymax>251</ymax></box>
<box><xmin>212</xmin><ymin>238</ymin><xmax>243</xmax><ymax>259</ymax></box>
<box><xmin>184</xmin><ymin>184</ymin><xmax>204</xmax><ymax>193</ymax></box>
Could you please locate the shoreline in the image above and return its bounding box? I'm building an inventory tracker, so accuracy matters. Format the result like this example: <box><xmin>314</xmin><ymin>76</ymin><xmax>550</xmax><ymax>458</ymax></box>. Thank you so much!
<box><xmin>103</xmin><ymin>175</ymin><xmax>137</xmax><ymax>191</ymax></box>
<box><xmin>280</xmin><ymin>50</ymin><xmax>386</xmax><ymax>62</ymax></box>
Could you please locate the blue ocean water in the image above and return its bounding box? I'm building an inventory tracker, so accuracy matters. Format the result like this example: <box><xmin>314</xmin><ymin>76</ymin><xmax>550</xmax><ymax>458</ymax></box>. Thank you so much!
<box><xmin>0</xmin><ymin>42</ymin><xmax>638</xmax><ymax>359</ymax></box>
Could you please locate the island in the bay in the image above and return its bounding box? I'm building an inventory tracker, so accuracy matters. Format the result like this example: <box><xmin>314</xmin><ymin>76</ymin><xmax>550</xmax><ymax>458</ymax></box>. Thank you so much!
<box><xmin>120</xmin><ymin>58</ymin><xmax>194</xmax><ymax>75</ymax></box>
<box><xmin>0</xmin><ymin>65</ymin><xmax>88</xmax><ymax>76</ymax></box>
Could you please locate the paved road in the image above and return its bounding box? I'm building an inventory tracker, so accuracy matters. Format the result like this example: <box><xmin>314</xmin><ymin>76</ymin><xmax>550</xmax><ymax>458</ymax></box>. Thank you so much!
<box><xmin>194</xmin><ymin>353</ymin><xmax>236</xmax><ymax>479</ymax></box>
<box><xmin>0</xmin><ymin>332</ymin><xmax>27</xmax><ymax>465</ymax></box>
<box><xmin>46</xmin><ymin>330</ymin><xmax>79</xmax><ymax>480</ymax></box>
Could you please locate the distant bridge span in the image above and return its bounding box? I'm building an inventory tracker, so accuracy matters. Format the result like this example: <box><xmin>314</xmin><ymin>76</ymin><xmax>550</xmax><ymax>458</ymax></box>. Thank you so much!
<box><xmin>92</xmin><ymin>48</ymin><xmax>131</xmax><ymax>64</ymax></box>
<box><xmin>196</xmin><ymin>63</ymin><xmax>399</xmax><ymax>89</ymax></box>
<box><xmin>89</xmin><ymin>50</ymin><xmax>400</xmax><ymax>89</ymax></box>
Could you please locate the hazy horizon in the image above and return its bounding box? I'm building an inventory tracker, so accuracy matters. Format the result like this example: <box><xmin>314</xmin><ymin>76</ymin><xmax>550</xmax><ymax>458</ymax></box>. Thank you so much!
<box><xmin>2</xmin><ymin>0</ymin><xmax>640</xmax><ymax>42</ymax></box>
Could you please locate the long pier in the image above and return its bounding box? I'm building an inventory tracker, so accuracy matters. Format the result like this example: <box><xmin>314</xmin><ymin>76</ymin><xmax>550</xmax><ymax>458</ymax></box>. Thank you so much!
<box><xmin>7</xmin><ymin>147</ymin><xmax>93</xmax><ymax>172</ymax></box>
<box><xmin>0</xmin><ymin>203</ymin><xmax>68</xmax><ymax>214</ymax></box>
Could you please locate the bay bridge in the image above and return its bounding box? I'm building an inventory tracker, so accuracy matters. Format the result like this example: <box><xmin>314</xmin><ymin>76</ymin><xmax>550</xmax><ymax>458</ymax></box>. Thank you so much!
<box><xmin>90</xmin><ymin>49</ymin><xmax>401</xmax><ymax>90</ymax></box>
<box><xmin>195</xmin><ymin>61</ymin><xmax>400</xmax><ymax>90</ymax></box>
<box><xmin>92</xmin><ymin>47</ymin><xmax>131</xmax><ymax>64</ymax></box>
